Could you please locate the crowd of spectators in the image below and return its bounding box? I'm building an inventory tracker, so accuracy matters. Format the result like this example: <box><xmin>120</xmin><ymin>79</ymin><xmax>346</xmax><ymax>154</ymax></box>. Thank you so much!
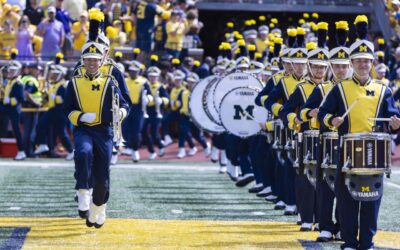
<box><xmin>0</xmin><ymin>0</ymin><xmax>204</xmax><ymax>61</ymax></box>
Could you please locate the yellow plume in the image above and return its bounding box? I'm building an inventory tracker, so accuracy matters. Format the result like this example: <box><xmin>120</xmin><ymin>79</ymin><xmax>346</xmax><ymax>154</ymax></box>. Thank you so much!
<box><xmin>247</xmin><ymin>44</ymin><xmax>256</xmax><ymax>51</ymax></box>
<box><xmin>317</xmin><ymin>22</ymin><xmax>328</xmax><ymax>30</ymax></box>
<box><xmin>151</xmin><ymin>54</ymin><xmax>159</xmax><ymax>61</ymax></box>
<box><xmin>335</xmin><ymin>21</ymin><xmax>349</xmax><ymax>30</ymax></box>
<box><xmin>133</xmin><ymin>48</ymin><xmax>141</xmax><ymax>54</ymax></box>
<box><xmin>306</xmin><ymin>42</ymin><xmax>317</xmax><ymax>51</ymax></box>
<box><xmin>354</xmin><ymin>15</ymin><xmax>368</xmax><ymax>24</ymax></box>
<box><xmin>287</xmin><ymin>28</ymin><xmax>297</xmax><ymax>37</ymax></box>
<box><xmin>297</xmin><ymin>27</ymin><xmax>306</xmax><ymax>35</ymax></box>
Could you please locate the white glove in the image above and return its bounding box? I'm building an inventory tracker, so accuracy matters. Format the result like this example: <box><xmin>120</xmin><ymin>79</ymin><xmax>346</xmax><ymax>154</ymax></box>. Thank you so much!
<box><xmin>170</xmin><ymin>100</ymin><xmax>175</xmax><ymax>107</ymax></box>
<box><xmin>80</xmin><ymin>112</ymin><xmax>96</xmax><ymax>123</ymax></box>
<box><xmin>3</xmin><ymin>96</ymin><xmax>10</xmax><ymax>104</ymax></box>
<box><xmin>50</xmin><ymin>94</ymin><xmax>56</xmax><ymax>100</ymax></box>
<box><xmin>142</xmin><ymin>95</ymin><xmax>149</xmax><ymax>106</ymax></box>
<box><xmin>147</xmin><ymin>95</ymin><xmax>154</xmax><ymax>104</ymax></box>
<box><xmin>156</xmin><ymin>97</ymin><xmax>163</xmax><ymax>105</ymax></box>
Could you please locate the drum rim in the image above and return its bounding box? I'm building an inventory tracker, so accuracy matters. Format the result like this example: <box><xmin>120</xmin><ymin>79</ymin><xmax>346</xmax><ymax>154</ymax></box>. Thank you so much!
<box><xmin>303</xmin><ymin>130</ymin><xmax>320</xmax><ymax>136</ymax></box>
<box><xmin>189</xmin><ymin>75</ymin><xmax>225</xmax><ymax>134</ymax></box>
<box><xmin>203</xmin><ymin>76</ymin><xmax>223</xmax><ymax>125</ymax></box>
<box><xmin>218</xmin><ymin>86</ymin><xmax>264</xmax><ymax>138</ymax></box>
<box><xmin>213</xmin><ymin>72</ymin><xmax>263</xmax><ymax>120</ymax></box>
<box><xmin>322</xmin><ymin>132</ymin><xmax>339</xmax><ymax>138</ymax></box>
<box><xmin>342</xmin><ymin>132</ymin><xmax>391</xmax><ymax>140</ymax></box>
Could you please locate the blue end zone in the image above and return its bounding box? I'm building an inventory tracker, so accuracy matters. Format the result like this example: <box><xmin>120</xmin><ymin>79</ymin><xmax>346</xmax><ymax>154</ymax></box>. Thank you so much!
<box><xmin>0</xmin><ymin>227</ymin><xmax>30</xmax><ymax>250</ymax></box>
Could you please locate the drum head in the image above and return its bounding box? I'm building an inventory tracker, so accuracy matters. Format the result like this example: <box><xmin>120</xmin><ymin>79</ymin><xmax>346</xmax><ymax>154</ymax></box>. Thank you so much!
<box><xmin>219</xmin><ymin>87</ymin><xmax>269</xmax><ymax>138</ymax></box>
<box><xmin>189</xmin><ymin>75</ymin><xmax>225</xmax><ymax>134</ymax></box>
<box><xmin>213</xmin><ymin>72</ymin><xmax>263</xmax><ymax>124</ymax></box>
<box><xmin>204</xmin><ymin>76</ymin><xmax>222</xmax><ymax>125</ymax></box>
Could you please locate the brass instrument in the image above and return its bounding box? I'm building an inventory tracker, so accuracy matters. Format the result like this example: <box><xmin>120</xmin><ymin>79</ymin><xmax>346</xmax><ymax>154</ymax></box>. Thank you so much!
<box><xmin>142</xmin><ymin>88</ymin><xmax>149</xmax><ymax>119</ymax></box>
<box><xmin>155</xmin><ymin>89</ymin><xmax>163</xmax><ymax>119</ymax></box>
<box><xmin>111</xmin><ymin>85</ymin><xmax>123</xmax><ymax>145</ymax></box>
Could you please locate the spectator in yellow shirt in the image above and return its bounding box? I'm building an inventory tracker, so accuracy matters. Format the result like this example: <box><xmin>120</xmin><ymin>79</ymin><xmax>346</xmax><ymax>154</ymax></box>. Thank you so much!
<box><xmin>0</xmin><ymin>4</ymin><xmax>21</xmax><ymax>30</ymax></box>
<box><xmin>256</xmin><ymin>26</ymin><xmax>269</xmax><ymax>54</ymax></box>
<box><xmin>0</xmin><ymin>20</ymin><xmax>16</xmax><ymax>57</ymax></box>
<box><xmin>165</xmin><ymin>9</ymin><xmax>186</xmax><ymax>58</ymax></box>
<box><xmin>71</xmin><ymin>11</ymin><xmax>88</xmax><ymax>57</ymax></box>
<box><xmin>106</xmin><ymin>20</ymin><xmax>127</xmax><ymax>56</ymax></box>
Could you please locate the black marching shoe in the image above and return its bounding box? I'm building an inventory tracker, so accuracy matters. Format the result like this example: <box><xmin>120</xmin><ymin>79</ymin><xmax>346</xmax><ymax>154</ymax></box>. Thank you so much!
<box><xmin>79</xmin><ymin>210</ymin><xmax>89</xmax><ymax>219</ymax></box>
<box><xmin>86</xmin><ymin>218</ymin><xmax>95</xmax><ymax>227</ymax></box>
<box><xmin>235</xmin><ymin>174</ymin><xmax>255</xmax><ymax>187</ymax></box>
<box><xmin>248</xmin><ymin>183</ymin><xmax>264</xmax><ymax>193</ymax></box>
<box><xmin>316</xmin><ymin>231</ymin><xmax>333</xmax><ymax>242</ymax></box>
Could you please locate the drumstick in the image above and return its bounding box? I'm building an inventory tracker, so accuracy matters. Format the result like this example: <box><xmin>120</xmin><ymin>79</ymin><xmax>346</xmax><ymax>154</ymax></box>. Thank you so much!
<box><xmin>340</xmin><ymin>98</ymin><xmax>359</xmax><ymax>120</ymax></box>
<box><xmin>368</xmin><ymin>118</ymin><xmax>392</xmax><ymax>122</ymax></box>
<box><xmin>242</xmin><ymin>110</ymin><xmax>265</xmax><ymax>124</ymax></box>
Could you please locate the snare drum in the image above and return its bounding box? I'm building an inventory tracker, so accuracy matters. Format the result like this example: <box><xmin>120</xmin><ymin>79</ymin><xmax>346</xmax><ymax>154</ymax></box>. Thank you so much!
<box><xmin>321</xmin><ymin>132</ymin><xmax>339</xmax><ymax>169</ymax></box>
<box><xmin>342</xmin><ymin>133</ymin><xmax>391</xmax><ymax>175</ymax></box>
<box><xmin>272</xmin><ymin>120</ymin><xmax>292</xmax><ymax>150</ymax></box>
<box><xmin>303</xmin><ymin>130</ymin><xmax>320</xmax><ymax>165</ymax></box>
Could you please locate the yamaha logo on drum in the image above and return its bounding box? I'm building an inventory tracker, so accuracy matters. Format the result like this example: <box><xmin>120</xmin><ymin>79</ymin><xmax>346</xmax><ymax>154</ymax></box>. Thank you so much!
<box><xmin>236</xmin><ymin>91</ymin><xmax>255</xmax><ymax>96</ymax></box>
<box><xmin>229</xmin><ymin>76</ymin><xmax>249</xmax><ymax>80</ymax></box>
<box><xmin>233</xmin><ymin>105</ymin><xmax>254</xmax><ymax>120</ymax></box>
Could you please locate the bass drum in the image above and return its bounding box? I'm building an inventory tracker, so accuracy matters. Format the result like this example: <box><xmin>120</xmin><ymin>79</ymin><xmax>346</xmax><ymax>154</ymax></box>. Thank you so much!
<box><xmin>203</xmin><ymin>76</ymin><xmax>222</xmax><ymax>125</ymax></box>
<box><xmin>219</xmin><ymin>87</ymin><xmax>269</xmax><ymax>138</ymax></box>
<box><xmin>213</xmin><ymin>72</ymin><xmax>263</xmax><ymax>124</ymax></box>
<box><xmin>189</xmin><ymin>75</ymin><xmax>225</xmax><ymax>134</ymax></box>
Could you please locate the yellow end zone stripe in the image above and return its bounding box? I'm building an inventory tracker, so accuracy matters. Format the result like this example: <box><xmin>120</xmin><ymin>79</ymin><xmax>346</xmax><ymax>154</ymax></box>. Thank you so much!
<box><xmin>0</xmin><ymin>217</ymin><xmax>399</xmax><ymax>249</ymax></box>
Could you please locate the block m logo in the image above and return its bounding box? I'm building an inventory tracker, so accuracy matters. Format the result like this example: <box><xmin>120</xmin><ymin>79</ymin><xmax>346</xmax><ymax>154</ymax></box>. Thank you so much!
<box><xmin>92</xmin><ymin>84</ymin><xmax>100</xmax><ymax>91</ymax></box>
<box><xmin>366</xmin><ymin>90</ymin><xmax>375</xmax><ymax>96</ymax></box>
<box><xmin>233</xmin><ymin>105</ymin><xmax>254</xmax><ymax>120</ymax></box>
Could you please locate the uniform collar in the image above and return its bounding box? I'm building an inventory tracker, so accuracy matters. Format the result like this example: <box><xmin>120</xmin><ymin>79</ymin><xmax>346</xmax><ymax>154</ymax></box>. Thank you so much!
<box><xmin>84</xmin><ymin>70</ymin><xmax>101</xmax><ymax>81</ymax></box>
<box><xmin>291</xmin><ymin>73</ymin><xmax>303</xmax><ymax>81</ymax></box>
<box><xmin>307</xmin><ymin>78</ymin><xmax>321</xmax><ymax>86</ymax></box>
<box><xmin>352</xmin><ymin>75</ymin><xmax>371</xmax><ymax>86</ymax></box>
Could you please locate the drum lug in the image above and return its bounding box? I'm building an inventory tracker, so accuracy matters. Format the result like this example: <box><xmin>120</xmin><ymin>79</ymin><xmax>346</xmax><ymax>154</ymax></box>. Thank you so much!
<box><xmin>303</xmin><ymin>150</ymin><xmax>312</xmax><ymax>165</ymax></box>
<box><xmin>342</xmin><ymin>156</ymin><xmax>352</xmax><ymax>173</ymax></box>
<box><xmin>321</xmin><ymin>154</ymin><xmax>330</xmax><ymax>168</ymax></box>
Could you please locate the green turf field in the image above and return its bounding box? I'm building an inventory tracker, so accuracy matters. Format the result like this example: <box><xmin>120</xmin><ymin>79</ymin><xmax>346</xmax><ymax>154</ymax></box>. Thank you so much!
<box><xmin>0</xmin><ymin>159</ymin><xmax>399</xmax><ymax>249</ymax></box>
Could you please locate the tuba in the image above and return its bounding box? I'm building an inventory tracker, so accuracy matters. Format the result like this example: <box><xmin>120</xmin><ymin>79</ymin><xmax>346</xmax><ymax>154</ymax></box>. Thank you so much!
<box><xmin>111</xmin><ymin>86</ymin><xmax>123</xmax><ymax>145</ymax></box>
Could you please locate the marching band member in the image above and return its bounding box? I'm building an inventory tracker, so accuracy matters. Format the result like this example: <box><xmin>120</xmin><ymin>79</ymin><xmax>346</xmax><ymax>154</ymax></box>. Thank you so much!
<box><xmin>226</xmin><ymin>42</ymin><xmax>255</xmax><ymax>187</ymax></box>
<box><xmin>71</xmin><ymin>8</ymin><xmax>131</xmax><ymax>217</ymax></box>
<box><xmin>171</xmin><ymin>69</ymin><xmax>192</xmax><ymax>158</ymax></box>
<box><xmin>282</xmin><ymin>23</ymin><xmax>331</xmax><ymax>231</ymax></box>
<box><xmin>161</xmin><ymin>57</ymin><xmax>181</xmax><ymax>146</ymax></box>
<box><xmin>255</xmin><ymin>37</ymin><xmax>285</xmax><ymax>199</ymax></box>
<box><xmin>63</xmin><ymin>41</ymin><xmax>129</xmax><ymax>228</ymax></box>
<box><xmin>122</xmin><ymin>56</ymin><xmax>152</xmax><ymax>163</ymax></box>
<box><xmin>264</xmin><ymin>28</ymin><xmax>307</xmax><ymax>214</ymax></box>
<box><xmin>21</xmin><ymin>62</ymin><xmax>42</xmax><ymax>158</ymax></box>
<box><xmin>318</xmin><ymin>15</ymin><xmax>400</xmax><ymax>250</ymax></box>
<box><xmin>211</xmin><ymin>44</ymin><xmax>231</xmax><ymax>172</ymax></box>
<box><xmin>73</xmin><ymin>9</ymin><xmax>131</xmax><ymax>165</ymax></box>
<box><xmin>35</xmin><ymin>65</ymin><xmax>74</xmax><ymax>161</ymax></box>
<box><xmin>176</xmin><ymin>71</ymin><xmax>211</xmax><ymax>158</ymax></box>
<box><xmin>247</xmin><ymin>46</ymin><xmax>268</xmax><ymax>193</ymax></box>
<box><xmin>299</xmin><ymin>20</ymin><xmax>351</xmax><ymax>242</ymax></box>
<box><xmin>142</xmin><ymin>64</ymin><xmax>169</xmax><ymax>160</ymax></box>
<box><xmin>0</xmin><ymin>57</ymin><xmax>25</xmax><ymax>160</ymax></box>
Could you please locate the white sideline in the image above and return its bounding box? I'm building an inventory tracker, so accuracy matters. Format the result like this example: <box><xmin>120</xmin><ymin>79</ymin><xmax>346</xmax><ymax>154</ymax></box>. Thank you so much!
<box><xmin>0</xmin><ymin>160</ymin><xmax>219</xmax><ymax>171</ymax></box>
